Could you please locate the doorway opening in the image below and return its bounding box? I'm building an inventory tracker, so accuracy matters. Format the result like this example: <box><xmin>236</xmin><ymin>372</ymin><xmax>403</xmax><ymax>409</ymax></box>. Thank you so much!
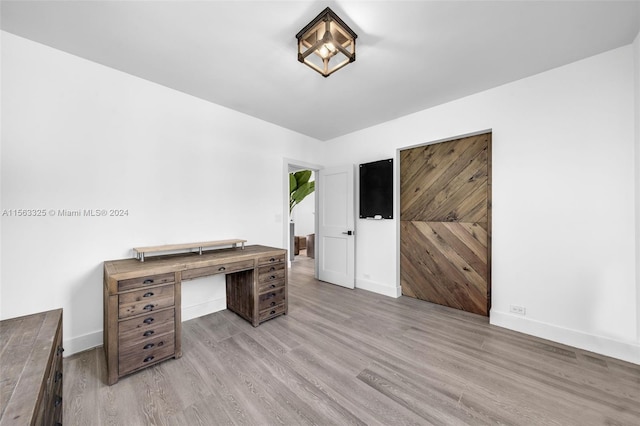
<box><xmin>284</xmin><ymin>159</ymin><xmax>320</xmax><ymax>278</ymax></box>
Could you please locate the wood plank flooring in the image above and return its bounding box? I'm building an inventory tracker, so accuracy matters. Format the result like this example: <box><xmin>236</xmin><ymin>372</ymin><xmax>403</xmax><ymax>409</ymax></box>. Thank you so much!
<box><xmin>64</xmin><ymin>256</ymin><xmax>640</xmax><ymax>425</ymax></box>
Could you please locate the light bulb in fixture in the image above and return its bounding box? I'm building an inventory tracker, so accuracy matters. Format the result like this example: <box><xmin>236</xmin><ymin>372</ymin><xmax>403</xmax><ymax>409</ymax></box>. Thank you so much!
<box><xmin>318</xmin><ymin>42</ymin><xmax>336</xmax><ymax>58</ymax></box>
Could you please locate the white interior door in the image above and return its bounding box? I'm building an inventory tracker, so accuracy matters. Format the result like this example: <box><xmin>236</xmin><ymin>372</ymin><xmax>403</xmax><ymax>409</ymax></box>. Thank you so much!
<box><xmin>318</xmin><ymin>165</ymin><xmax>355</xmax><ymax>289</ymax></box>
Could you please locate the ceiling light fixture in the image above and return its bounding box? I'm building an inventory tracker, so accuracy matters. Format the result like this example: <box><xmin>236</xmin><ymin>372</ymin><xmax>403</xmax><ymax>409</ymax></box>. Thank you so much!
<box><xmin>296</xmin><ymin>7</ymin><xmax>357</xmax><ymax>77</ymax></box>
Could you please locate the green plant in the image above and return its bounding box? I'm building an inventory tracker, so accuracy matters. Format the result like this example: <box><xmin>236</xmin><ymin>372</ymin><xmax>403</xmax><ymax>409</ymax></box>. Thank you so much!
<box><xmin>289</xmin><ymin>170</ymin><xmax>315</xmax><ymax>214</ymax></box>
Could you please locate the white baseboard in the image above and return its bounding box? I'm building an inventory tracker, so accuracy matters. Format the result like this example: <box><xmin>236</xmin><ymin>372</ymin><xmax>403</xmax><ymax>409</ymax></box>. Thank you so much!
<box><xmin>490</xmin><ymin>309</ymin><xmax>640</xmax><ymax>365</ymax></box>
<box><xmin>63</xmin><ymin>330</ymin><xmax>103</xmax><ymax>356</ymax></box>
<box><xmin>182</xmin><ymin>297</ymin><xmax>227</xmax><ymax>322</ymax></box>
<box><xmin>62</xmin><ymin>303</ymin><xmax>639</xmax><ymax>365</ymax></box>
<box><xmin>62</xmin><ymin>297</ymin><xmax>227</xmax><ymax>357</ymax></box>
<box><xmin>356</xmin><ymin>278</ymin><xmax>402</xmax><ymax>298</ymax></box>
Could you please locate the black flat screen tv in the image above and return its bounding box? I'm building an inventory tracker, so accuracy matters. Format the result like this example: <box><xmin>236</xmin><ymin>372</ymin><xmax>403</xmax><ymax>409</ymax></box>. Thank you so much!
<box><xmin>359</xmin><ymin>159</ymin><xmax>393</xmax><ymax>219</ymax></box>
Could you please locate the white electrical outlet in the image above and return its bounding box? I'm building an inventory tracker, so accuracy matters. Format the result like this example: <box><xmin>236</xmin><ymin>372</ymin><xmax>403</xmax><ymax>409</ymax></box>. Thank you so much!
<box><xmin>509</xmin><ymin>305</ymin><xmax>526</xmax><ymax>315</ymax></box>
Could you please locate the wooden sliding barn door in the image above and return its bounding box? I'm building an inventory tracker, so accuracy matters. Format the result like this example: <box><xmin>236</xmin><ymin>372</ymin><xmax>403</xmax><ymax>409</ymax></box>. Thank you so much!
<box><xmin>400</xmin><ymin>133</ymin><xmax>491</xmax><ymax>316</ymax></box>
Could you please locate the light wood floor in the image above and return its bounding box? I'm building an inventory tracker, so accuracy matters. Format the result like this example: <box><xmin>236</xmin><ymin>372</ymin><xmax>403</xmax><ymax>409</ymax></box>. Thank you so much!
<box><xmin>64</xmin><ymin>256</ymin><xmax>640</xmax><ymax>425</ymax></box>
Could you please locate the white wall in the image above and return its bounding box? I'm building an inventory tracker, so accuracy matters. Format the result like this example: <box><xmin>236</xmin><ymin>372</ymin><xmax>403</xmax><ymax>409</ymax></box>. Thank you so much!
<box><xmin>2</xmin><ymin>30</ymin><xmax>639</xmax><ymax>365</ymax></box>
<box><xmin>0</xmin><ymin>32</ymin><xmax>323</xmax><ymax>354</ymax></box>
<box><xmin>323</xmin><ymin>45</ymin><xmax>639</xmax><ymax>364</ymax></box>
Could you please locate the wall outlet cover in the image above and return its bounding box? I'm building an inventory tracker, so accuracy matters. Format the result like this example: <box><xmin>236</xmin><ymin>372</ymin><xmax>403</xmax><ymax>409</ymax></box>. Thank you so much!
<box><xmin>509</xmin><ymin>305</ymin><xmax>526</xmax><ymax>315</ymax></box>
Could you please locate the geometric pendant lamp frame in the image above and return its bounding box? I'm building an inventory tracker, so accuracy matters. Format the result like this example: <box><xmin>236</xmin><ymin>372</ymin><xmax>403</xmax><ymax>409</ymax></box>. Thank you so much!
<box><xmin>295</xmin><ymin>7</ymin><xmax>357</xmax><ymax>77</ymax></box>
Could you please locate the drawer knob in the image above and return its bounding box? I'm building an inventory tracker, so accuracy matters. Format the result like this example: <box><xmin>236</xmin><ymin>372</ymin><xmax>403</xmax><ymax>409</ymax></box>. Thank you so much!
<box><xmin>270</xmin><ymin>284</ymin><xmax>276</xmax><ymax>289</ymax></box>
<box><xmin>269</xmin><ymin>266</ymin><xmax>276</xmax><ymax>272</ymax></box>
<box><xmin>268</xmin><ymin>292</ymin><xmax>276</xmax><ymax>298</ymax></box>
<box><xmin>57</xmin><ymin>346</ymin><xmax>64</xmax><ymax>356</ymax></box>
<box><xmin>54</xmin><ymin>396</ymin><xmax>62</xmax><ymax>407</ymax></box>
<box><xmin>143</xmin><ymin>356</ymin><xmax>155</xmax><ymax>363</ymax></box>
<box><xmin>55</xmin><ymin>371</ymin><xmax>63</xmax><ymax>383</ymax></box>
<box><xmin>143</xmin><ymin>343</ymin><xmax>155</xmax><ymax>350</ymax></box>
<box><xmin>270</xmin><ymin>310</ymin><xmax>276</xmax><ymax>315</ymax></box>
<box><xmin>143</xmin><ymin>279</ymin><xmax>154</xmax><ymax>284</ymax></box>
<box><xmin>143</xmin><ymin>292</ymin><xmax>154</xmax><ymax>298</ymax></box>
<box><xmin>269</xmin><ymin>275</ymin><xmax>276</xmax><ymax>280</ymax></box>
<box><xmin>270</xmin><ymin>301</ymin><xmax>276</xmax><ymax>307</ymax></box>
<box><xmin>143</xmin><ymin>304</ymin><xmax>154</xmax><ymax>311</ymax></box>
<box><xmin>143</xmin><ymin>317</ymin><xmax>155</xmax><ymax>324</ymax></box>
<box><xmin>143</xmin><ymin>330</ymin><xmax>154</xmax><ymax>337</ymax></box>
<box><xmin>269</xmin><ymin>257</ymin><xmax>275</xmax><ymax>262</ymax></box>
<box><xmin>218</xmin><ymin>266</ymin><xmax>226</xmax><ymax>272</ymax></box>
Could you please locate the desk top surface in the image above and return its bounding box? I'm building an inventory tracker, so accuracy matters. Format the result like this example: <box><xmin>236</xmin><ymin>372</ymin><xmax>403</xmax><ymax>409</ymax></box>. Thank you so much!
<box><xmin>0</xmin><ymin>309</ymin><xmax>62</xmax><ymax>426</ymax></box>
<box><xmin>104</xmin><ymin>245</ymin><xmax>286</xmax><ymax>280</ymax></box>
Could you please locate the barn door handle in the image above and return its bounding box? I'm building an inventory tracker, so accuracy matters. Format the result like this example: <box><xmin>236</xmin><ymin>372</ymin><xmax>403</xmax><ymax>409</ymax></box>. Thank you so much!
<box><xmin>342</xmin><ymin>230</ymin><xmax>353</xmax><ymax>235</ymax></box>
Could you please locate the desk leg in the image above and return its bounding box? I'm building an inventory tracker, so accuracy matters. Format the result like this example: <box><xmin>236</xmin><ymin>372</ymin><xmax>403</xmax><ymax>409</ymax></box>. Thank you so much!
<box><xmin>252</xmin><ymin>268</ymin><xmax>259</xmax><ymax>327</ymax></box>
<box><xmin>226</xmin><ymin>270</ymin><xmax>255</xmax><ymax>325</ymax></box>
<box><xmin>174</xmin><ymin>272</ymin><xmax>182</xmax><ymax>359</ymax></box>
<box><xmin>104</xmin><ymin>294</ymin><xmax>119</xmax><ymax>385</ymax></box>
<box><xmin>284</xmin><ymin>260</ymin><xmax>289</xmax><ymax>315</ymax></box>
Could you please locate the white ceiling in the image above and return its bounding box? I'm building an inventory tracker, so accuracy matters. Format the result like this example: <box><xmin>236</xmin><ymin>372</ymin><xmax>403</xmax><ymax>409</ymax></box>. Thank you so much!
<box><xmin>2</xmin><ymin>1</ymin><xmax>639</xmax><ymax>141</ymax></box>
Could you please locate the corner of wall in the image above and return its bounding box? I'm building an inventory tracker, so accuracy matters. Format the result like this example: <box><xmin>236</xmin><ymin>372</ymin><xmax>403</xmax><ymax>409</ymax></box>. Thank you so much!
<box><xmin>356</xmin><ymin>278</ymin><xmax>402</xmax><ymax>298</ymax></box>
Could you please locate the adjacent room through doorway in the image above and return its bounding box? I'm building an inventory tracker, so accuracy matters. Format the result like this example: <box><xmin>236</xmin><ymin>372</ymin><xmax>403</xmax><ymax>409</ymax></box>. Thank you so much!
<box><xmin>287</xmin><ymin>163</ymin><xmax>318</xmax><ymax>276</ymax></box>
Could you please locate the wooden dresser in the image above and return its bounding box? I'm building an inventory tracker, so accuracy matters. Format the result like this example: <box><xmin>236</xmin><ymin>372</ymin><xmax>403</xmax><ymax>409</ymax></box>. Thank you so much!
<box><xmin>0</xmin><ymin>309</ymin><xmax>64</xmax><ymax>426</ymax></box>
<box><xmin>103</xmin><ymin>244</ymin><xmax>287</xmax><ymax>385</ymax></box>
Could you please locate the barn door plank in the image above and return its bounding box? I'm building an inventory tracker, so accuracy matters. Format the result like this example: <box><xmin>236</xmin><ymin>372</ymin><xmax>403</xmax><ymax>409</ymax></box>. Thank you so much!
<box><xmin>400</xmin><ymin>133</ymin><xmax>491</xmax><ymax>316</ymax></box>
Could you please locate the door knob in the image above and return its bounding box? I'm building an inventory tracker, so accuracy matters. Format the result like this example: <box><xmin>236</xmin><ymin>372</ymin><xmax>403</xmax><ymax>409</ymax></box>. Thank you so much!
<box><xmin>342</xmin><ymin>230</ymin><xmax>353</xmax><ymax>235</ymax></box>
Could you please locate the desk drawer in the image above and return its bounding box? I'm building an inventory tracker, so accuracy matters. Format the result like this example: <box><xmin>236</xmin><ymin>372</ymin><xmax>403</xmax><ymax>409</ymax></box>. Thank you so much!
<box><xmin>46</xmin><ymin>318</ymin><xmax>64</xmax><ymax>425</ymax></box>
<box><xmin>181</xmin><ymin>259</ymin><xmax>255</xmax><ymax>281</ymax></box>
<box><xmin>119</xmin><ymin>310</ymin><xmax>175</xmax><ymax>350</ymax></box>
<box><xmin>258</xmin><ymin>287</ymin><xmax>286</xmax><ymax>311</ymax></box>
<box><xmin>119</xmin><ymin>284</ymin><xmax>175</xmax><ymax>319</ymax></box>
<box><xmin>257</xmin><ymin>253</ymin><xmax>286</xmax><ymax>266</ymax></box>
<box><xmin>118</xmin><ymin>323</ymin><xmax>175</xmax><ymax>354</ymax></box>
<box><xmin>119</xmin><ymin>333</ymin><xmax>175</xmax><ymax>376</ymax></box>
<box><xmin>258</xmin><ymin>263</ymin><xmax>285</xmax><ymax>282</ymax></box>
<box><xmin>258</xmin><ymin>277</ymin><xmax>285</xmax><ymax>293</ymax></box>
<box><xmin>118</xmin><ymin>272</ymin><xmax>175</xmax><ymax>292</ymax></box>
<box><xmin>119</xmin><ymin>308</ymin><xmax>174</xmax><ymax>335</ymax></box>
<box><xmin>258</xmin><ymin>302</ymin><xmax>286</xmax><ymax>322</ymax></box>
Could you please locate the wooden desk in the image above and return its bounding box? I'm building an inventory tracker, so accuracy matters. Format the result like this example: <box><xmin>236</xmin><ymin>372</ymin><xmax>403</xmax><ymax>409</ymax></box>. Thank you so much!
<box><xmin>103</xmin><ymin>245</ymin><xmax>287</xmax><ymax>385</ymax></box>
<box><xmin>0</xmin><ymin>309</ymin><xmax>64</xmax><ymax>426</ymax></box>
